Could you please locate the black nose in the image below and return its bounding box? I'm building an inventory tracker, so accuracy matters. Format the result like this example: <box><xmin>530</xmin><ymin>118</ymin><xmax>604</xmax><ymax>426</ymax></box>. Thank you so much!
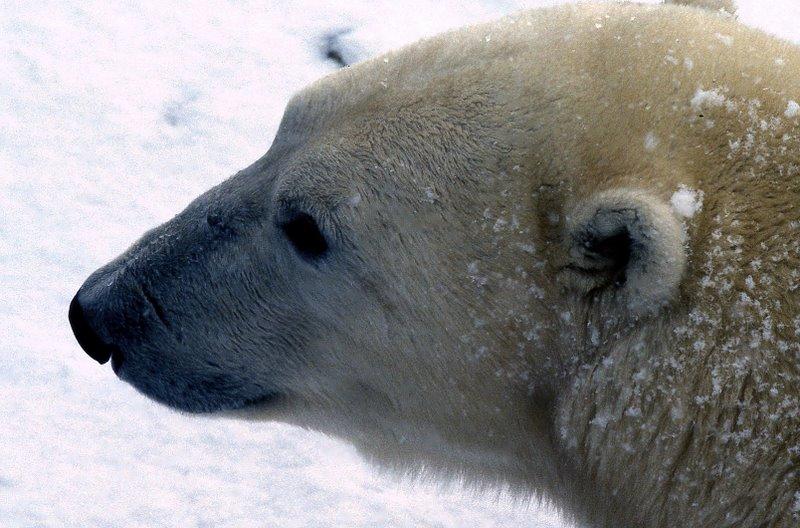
<box><xmin>68</xmin><ymin>294</ymin><xmax>116</xmax><ymax>365</ymax></box>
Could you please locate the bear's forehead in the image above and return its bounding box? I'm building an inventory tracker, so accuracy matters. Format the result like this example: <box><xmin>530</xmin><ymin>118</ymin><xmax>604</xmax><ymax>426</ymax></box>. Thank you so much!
<box><xmin>280</xmin><ymin>13</ymin><xmax>543</xmax><ymax>137</ymax></box>
<box><xmin>278</xmin><ymin>2</ymin><xmax>795</xmax><ymax>145</ymax></box>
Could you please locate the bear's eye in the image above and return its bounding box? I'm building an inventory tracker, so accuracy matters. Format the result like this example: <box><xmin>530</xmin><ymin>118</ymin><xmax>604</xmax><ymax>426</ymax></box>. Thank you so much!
<box><xmin>280</xmin><ymin>212</ymin><xmax>329</xmax><ymax>261</ymax></box>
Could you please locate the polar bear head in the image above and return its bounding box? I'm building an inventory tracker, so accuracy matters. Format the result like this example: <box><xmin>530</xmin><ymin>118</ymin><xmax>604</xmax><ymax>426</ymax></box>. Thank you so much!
<box><xmin>69</xmin><ymin>3</ymin><xmax>800</xmax><ymax>526</ymax></box>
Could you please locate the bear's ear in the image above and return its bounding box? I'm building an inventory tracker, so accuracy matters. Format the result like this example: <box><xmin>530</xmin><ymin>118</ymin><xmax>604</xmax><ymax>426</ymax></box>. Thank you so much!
<box><xmin>560</xmin><ymin>189</ymin><xmax>686</xmax><ymax>315</ymax></box>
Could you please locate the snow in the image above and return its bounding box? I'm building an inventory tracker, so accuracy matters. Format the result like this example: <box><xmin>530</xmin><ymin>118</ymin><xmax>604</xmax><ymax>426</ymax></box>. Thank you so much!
<box><xmin>690</xmin><ymin>87</ymin><xmax>727</xmax><ymax>111</ymax></box>
<box><xmin>671</xmin><ymin>185</ymin><xmax>704</xmax><ymax>219</ymax></box>
<box><xmin>644</xmin><ymin>131</ymin><xmax>660</xmax><ymax>151</ymax></box>
<box><xmin>1</xmin><ymin>1</ymin><xmax>799</xmax><ymax>527</ymax></box>
<box><xmin>785</xmin><ymin>100</ymin><xmax>800</xmax><ymax>118</ymax></box>
<box><xmin>714</xmin><ymin>32</ymin><xmax>734</xmax><ymax>47</ymax></box>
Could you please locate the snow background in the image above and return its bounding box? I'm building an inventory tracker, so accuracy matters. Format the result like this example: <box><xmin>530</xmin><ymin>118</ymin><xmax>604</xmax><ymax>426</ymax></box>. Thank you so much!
<box><xmin>1</xmin><ymin>1</ymin><xmax>798</xmax><ymax>526</ymax></box>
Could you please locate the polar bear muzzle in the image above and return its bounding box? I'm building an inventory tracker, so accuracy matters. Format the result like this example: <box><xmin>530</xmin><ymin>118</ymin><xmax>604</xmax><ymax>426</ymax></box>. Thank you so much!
<box><xmin>66</xmin><ymin>165</ymin><xmax>329</xmax><ymax>413</ymax></box>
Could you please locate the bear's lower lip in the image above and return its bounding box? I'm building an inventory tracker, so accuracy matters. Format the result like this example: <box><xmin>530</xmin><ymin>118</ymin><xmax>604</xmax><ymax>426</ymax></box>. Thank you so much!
<box><xmin>239</xmin><ymin>391</ymin><xmax>285</xmax><ymax>409</ymax></box>
<box><xmin>221</xmin><ymin>391</ymin><xmax>288</xmax><ymax>420</ymax></box>
<box><xmin>175</xmin><ymin>391</ymin><xmax>285</xmax><ymax>414</ymax></box>
<box><xmin>133</xmin><ymin>385</ymin><xmax>286</xmax><ymax>414</ymax></box>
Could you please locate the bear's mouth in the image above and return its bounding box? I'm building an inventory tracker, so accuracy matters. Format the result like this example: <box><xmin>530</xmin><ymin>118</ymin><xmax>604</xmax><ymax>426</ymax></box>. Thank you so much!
<box><xmin>143</xmin><ymin>385</ymin><xmax>287</xmax><ymax>415</ymax></box>
<box><xmin>221</xmin><ymin>391</ymin><xmax>290</xmax><ymax>421</ymax></box>
<box><xmin>238</xmin><ymin>391</ymin><xmax>286</xmax><ymax>410</ymax></box>
<box><xmin>112</xmin><ymin>354</ymin><xmax>288</xmax><ymax>414</ymax></box>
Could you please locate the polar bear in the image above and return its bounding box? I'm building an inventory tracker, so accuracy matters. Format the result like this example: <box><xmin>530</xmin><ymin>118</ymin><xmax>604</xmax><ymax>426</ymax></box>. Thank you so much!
<box><xmin>69</xmin><ymin>2</ymin><xmax>799</xmax><ymax>527</ymax></box>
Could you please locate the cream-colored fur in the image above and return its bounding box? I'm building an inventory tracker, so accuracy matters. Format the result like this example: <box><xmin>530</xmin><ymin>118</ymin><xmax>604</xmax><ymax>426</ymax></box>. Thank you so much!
<box><xmin>76</xmin><ymin>1</ymin><xmax>798</xmax><ymax>526</ymax></box>
<box><xmin>242</xmin><ymin>3</ymin><xmax>799</xmax><ymax>527</ymax></box>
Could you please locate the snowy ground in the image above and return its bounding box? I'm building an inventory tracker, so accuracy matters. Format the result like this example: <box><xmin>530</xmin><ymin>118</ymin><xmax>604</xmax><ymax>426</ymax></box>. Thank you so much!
<box><xmin>1</xmin><ymin>1</ymin><xmax>798</xmax><ymax>527</ymax></box>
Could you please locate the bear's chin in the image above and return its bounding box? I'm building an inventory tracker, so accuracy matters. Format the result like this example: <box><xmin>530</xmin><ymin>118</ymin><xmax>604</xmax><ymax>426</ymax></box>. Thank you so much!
<box><xmin>164</xmin><ymin>391</ymin><xmax>287</xmax><ymax>415</ymax></box>
<box><xmin>220</xmin><ymin>393</ymin><xmax>292</xmax><ymax>421</ymax></box>
<box><xmin>118</xmin><ymin>368</ymin><xmax>288</xmax><ymax>415</ymax></box>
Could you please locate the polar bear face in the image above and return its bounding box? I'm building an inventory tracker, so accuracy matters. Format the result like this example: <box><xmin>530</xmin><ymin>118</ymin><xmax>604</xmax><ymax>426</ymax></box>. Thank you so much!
<box><xmin>68</xmin><ymin>2</ymin><xmax>692</xmax><ymax>476</ymax></box>
<box><xmin>68</xmin><ymin>62</ymin><xmax>688</xmax><ymax>482</ymax></box>
<box><xmin>69</xmin><ymin>78</ymin><xmax>558</xmax><ymax>465</ymax></box>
